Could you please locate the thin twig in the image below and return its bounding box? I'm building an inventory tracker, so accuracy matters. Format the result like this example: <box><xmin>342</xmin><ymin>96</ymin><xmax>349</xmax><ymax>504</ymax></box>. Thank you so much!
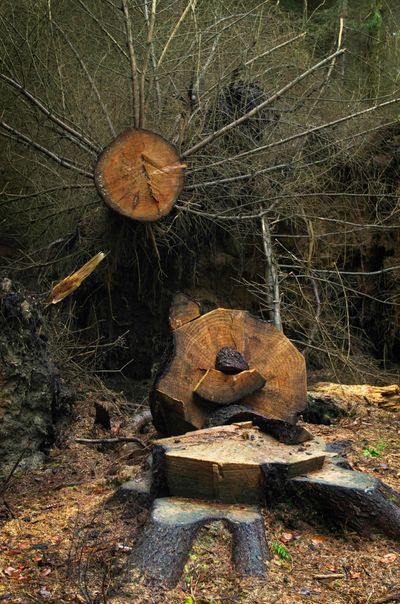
<box><xmin>0</xmin><ymin>121</ymin><xmax>94</xmax><ymax>178</ymax></box>
<box><xmin>182</xmin><ymin>48</ymin><xmax>346</xmax><ymax>158</ymax></box>
<box><xmin>122</xmin><ymin>0</ymin><xmax>140</xmax><ymax>127</ymax></box>
<box><xmin>188</xmin><ymin>96</ymin><xmax>400</xmax><ymax>174</ymax></box>
<box><xmin>54</xmin><ymin>21</ymin><xmax>116</xmax><ymax>137</ymax></box>
<box><xmin>0</xmin><ymin>73</ymin><xmax>100</xmax><ymax>154</ymax></box>
<box><xmin>244</xmin><ymin>32</ymin><xmax>306</xmax><ymax>66</ymax></box>
<box><xmin>76</xmin><ymin>0</ymin><xmax>128</xmax><ymax>60</ymax></box>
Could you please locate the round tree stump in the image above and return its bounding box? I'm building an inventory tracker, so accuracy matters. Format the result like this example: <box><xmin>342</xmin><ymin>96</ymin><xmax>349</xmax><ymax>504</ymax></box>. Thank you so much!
<box><xmin>151</xmin><ymin>306</ymin><xmax>307</xmax><ymax>435</ymax></box>
<box><xmin>94</xmin><ymin>128</ymin><xmax>185</xmax><ymax>222</ymax></box>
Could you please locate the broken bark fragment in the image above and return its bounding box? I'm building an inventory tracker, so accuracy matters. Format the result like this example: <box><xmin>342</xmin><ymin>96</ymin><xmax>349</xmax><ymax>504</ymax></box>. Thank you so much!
<box><xmin>204</xmin><ymin>404</ymin><xmax>312</xmax><ymax>444</ymax></box>
<box><xmin>215</xmin><ymin>347</ymin><xmax>249</xmax><ymax>374</ymax></box>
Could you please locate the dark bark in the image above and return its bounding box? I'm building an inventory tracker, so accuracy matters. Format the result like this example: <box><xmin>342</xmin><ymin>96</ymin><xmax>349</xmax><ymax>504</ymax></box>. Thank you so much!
<box><xmin>204</xmin><ymin>404</ymin><xmax>312</xmax><ymax>444</ymax></box>
<box><xmin>286</xmin><ymin>463</ymin><xmax>400</xmax><ymax>538</ymax></box>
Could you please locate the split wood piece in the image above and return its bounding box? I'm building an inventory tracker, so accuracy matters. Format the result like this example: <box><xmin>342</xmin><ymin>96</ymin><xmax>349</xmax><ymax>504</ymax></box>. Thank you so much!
<box><xmin>169</xmin><ymin>293</ymin><xmax>201</xmax><ymax>330</ymax></box>
<box><xmin>286</xmin><ymin>462</ymin><xmax>400</xmax><ymax>539</ymax></box>
<box><xmin>204</xmin><ymin>404</ymin><xmax>312</xmax><ymax>444</ymax></box>
<box><xmin>216</xmin><ymin>347</ymin><xmax>249</xmax><ymax>374</ymax></box>
<box><xmin>128</xmin><ymin>497</ymin><xmax>268</xmax><ymax>587</ymax></box>
<box><xmin>194</xmin><ymin>369</ymin><xmax>266</xmax><ymax>405</ymax></box>
<box><xmin>153</xmin><ymin>424</ymin><xmax>325</xmax><ymax>504</ymax></box>
<box><xmin>152</xmin><ymin>308</ymin><xmax>307</xmax><ymax>435</ymax></box>
<box><xmin>94</xmin><ymin>128</ymin><xmax>185</xmax><ymax>222</ymax></box>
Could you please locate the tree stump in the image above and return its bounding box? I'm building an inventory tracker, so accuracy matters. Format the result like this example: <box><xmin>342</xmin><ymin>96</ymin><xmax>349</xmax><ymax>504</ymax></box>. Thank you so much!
<box><xmin>94</xmin><ymin>128</ymin><xmax>185</xmax><ymax>222</ymax></box>
<box><xmin>152</xmin><ymin>424</ymin><xmax>325</xmax><ymax>504</ymax></box>
<box><xmin>151</xmin><ymin>303</ymin><xmax>307</xmax><ymax>435</ymax></box>
<box><xmin>128</xmin><ymin>497</ymin><xmax>268</xmax><ymax>587</ymax></box>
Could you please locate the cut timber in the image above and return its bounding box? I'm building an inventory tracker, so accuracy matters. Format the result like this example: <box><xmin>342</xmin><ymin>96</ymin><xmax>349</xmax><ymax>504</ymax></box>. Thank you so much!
<box><xmin>151</xmin><ymin>308</ymin><xmax>306</xmax><ymax>434</ymax></box>
<box><xmin>169</xmin><ymin>293</ymin><xmax>201</xmax><ymax>330</ymax></box>
<box><xmin>94</xmin><ymin>128</ymin><xmax>185</xmax><ymax>222</ymax></box>
<box><xmin>286</xmin><ymin>461</ymin><xmax>400</xmax><ymax>538</ymax></box>
<box><xmin>129</xmin><ymin>497</ymin><xmax>268</xmax><ymax>587</ymax></box>
<box><xmin>194</xmin><ymin>368</ymin><xmax>266</xmax><ymax>405</ymax></box>
<box><xmin>153</xmin><ymin>424</ymin><xmax>325</xmax><ymax>504</ymax></box>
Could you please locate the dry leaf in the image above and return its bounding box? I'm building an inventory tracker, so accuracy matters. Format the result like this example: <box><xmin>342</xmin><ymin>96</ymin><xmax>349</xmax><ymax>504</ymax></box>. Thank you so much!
<box><xmin>280</xmin><ymin>532</ymin><xmax>294</xmax><ymax>543</ymax></box>
<box><xmin>380</xmin><ymin>553</ymin><xmax>398</xmax><ymax>564</ymax></box>
<box><xmin>311</xmin><ymin>534</ymin><xmax>328</xmax><ymax>546</ymax></box>
<box><xmin>47</xmin><ymin>252</ymin><xmax>106</xmax><ymax>305</ymax></box>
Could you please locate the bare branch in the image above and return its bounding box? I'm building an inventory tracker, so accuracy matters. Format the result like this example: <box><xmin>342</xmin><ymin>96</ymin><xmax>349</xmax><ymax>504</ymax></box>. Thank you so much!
<box><xmin>75</xmin><ymin>436</ymin><xmax>146</xmax><ymax>447</ymax></box>
<box><xmin>244</xmin><ymin>32</ymin><xmax>306</xmax><ymax>66</ymax></box>
<box><xmin>143</xmin><ymin>0</ymin><xmax>161</xmax><ymax>110</ymax></box>
<box><xmin>0</xmin><ymin>121</ymin><xmax>94</xmax><ymax>178</ymax></box>
<box><xmin>140</xmin><ymin>0</ymin><xmax>157</xmax><ymax>127</ymax></box>
<box><xmin>0</xmin><ymin>73</ymin><xmax>100</xmax><ymax>154</ymax></box>
<box><xmin>182</xmin><ymin>48</ymin><xmax>346</xmax><ymax>158</ymax></box>
<box><xmin>122</xmin><ymin>0</ymin><xmax>140</xmax><ymax>127</ymax></box>
<box><xmin>188</xmin><ymin>96</ymin><xmax>400</xmax><ymax>180</ymax></box>
<box><xmin>157</xmin><ymin>0</ymin><xmax>194</xmax><ymax>68</ymax></box>
<box><xmin>76</xmin><ymin>0</ymin><xmax>128</xmax><ymax>60</ymax></box>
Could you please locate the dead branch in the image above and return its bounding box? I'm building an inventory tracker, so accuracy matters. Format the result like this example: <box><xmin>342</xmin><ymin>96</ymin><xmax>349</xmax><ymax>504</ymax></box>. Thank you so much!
<box><xmin>182</xmin><ymin>48</ymin><xmax>345</xmax><ymax>158</ymax></box>
<box><xmin>0</xmin><ymin>73</ymin><xmax>100</xmax><ymax>154</ymax></box>
<box><xmin>132</xmin><ymin>409</ymin><xmax>152</xmax><ymax>432</ymax></box>
<box><xmin>0</xmin><ymin>121</ymin><xmax>94</xmax><ymax>178</ymax></box>
<box><xmin>157</xmin><ymin>0</ymin><xmax>194</xmax><ymax>68</ymax></box>
<box><xmin>122</xmin><ymin>0</ymin><xmax>141</xmax><ymax>127</ymax></box>
<box><xmin>75</xmin><ymin>436</ymin><xmax>146</xmax><ymax>447</ymax></box>
<box><xmin>143</xmin><ymin>0</ymin><xmax>161</xmax><ymax>110</ymax></box>
<box><xmin>370</xmin><ymin>592</ymin><xmax>400</xmax><ymax>604</ymax></box>
<box><xmin>140</xmin><ymin>0</ymin><xmax>157</xmax><ymax>127</ymax></box>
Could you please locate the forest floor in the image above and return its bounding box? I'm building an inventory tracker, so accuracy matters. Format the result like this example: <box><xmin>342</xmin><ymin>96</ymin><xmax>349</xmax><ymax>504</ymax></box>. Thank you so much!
<box><xmin>0</xmin><ymin>378</ymin><xmax>399</xmax><ymax>604</ymax></box>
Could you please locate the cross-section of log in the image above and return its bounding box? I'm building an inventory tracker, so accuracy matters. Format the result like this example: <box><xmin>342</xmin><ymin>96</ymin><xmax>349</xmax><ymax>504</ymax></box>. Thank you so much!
<box><xmin>194</xmin><ymin>368</ymin><xmax>266</xmax><ymax>405</ymax></box>
<box><xmin>153</xmin><ymin>424</ymin><xmax>325</xmax><ymax>504</ymax></box>
<box><xmin>151</xmin><ymin>308</ymin><xmax>306</xmax><ymax>434</ymax></box>
<box><xmin>94</xmin><ymin>128</ymin><xmax>185</xmax><ymax>222</ymax></box>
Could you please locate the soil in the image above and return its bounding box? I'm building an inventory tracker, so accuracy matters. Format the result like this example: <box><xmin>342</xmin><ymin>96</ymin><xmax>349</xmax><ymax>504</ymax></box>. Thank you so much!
<box><xmin>0</xmin><ymin>381</ymin><xmax>399</xmax><ymax>604</ymax></box>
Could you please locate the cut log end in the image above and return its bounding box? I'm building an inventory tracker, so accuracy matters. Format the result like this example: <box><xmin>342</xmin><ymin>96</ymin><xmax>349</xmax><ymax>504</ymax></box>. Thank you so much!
<box><xmin>94</xmin><ymin>128</ymin><xmax>185</xmax><ymax>222</ymax></box>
